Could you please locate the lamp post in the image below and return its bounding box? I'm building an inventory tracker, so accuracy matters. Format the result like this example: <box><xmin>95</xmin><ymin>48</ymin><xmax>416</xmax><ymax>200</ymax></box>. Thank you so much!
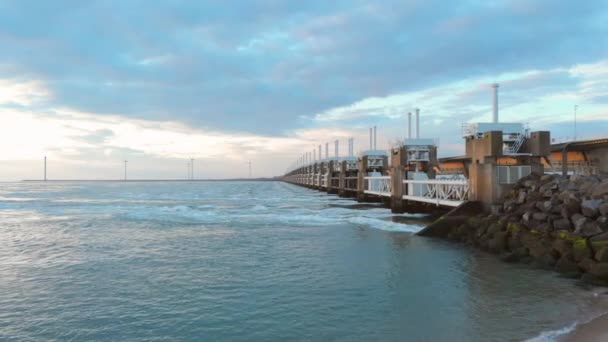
<box><xmin>574</xmin><ymin>105</ymin><xmax>578</xmax><ymax>141</ymax></box>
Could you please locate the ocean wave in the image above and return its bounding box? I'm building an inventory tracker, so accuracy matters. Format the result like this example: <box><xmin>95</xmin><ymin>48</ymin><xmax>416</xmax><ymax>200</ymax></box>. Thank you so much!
<box><xmin>348</xmin><ymin>216</ymin><xmax>423</xmax><ymax>233</ymax></box>
<box><xmin>526</xmin><ymin>322</ymin><xmax>579</xmax><ymax>342</ymax></box>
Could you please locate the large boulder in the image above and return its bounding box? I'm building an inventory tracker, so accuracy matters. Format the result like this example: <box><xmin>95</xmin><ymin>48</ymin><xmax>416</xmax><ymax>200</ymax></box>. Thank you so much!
<box><xmin>554</xmin><ymin>254</ymin><xmax>581</xmax><ymax>276</ymax></box>
<box><xmin>553</xmin><ymin>218</ymin><xmax>572</xmax><ymax>231</ymax></box>
<box><xmin>576</xmin><ymin>221</ymin><xmax>603</xmax><ymax>237</ymax></box>
<box><xmin>488</xmin><ymin>231</ymin><xmax>508</xmax><ymax>253</ymax></box>
<box><xmin>533</xmin><ymin>212</ymin><xmax>548</xmax><ymax>222</ymax></box>
<box><xmin>552</xmin><ymin>239</ymin><xmax>573</xmax><ymax>257</ymax></box>
<box><xmin>571</xmin><ymin>214</ymin><xmax>588</xmax><ymax>232</ymax></box>
<box><xmin>589</xmin><ymin>263</ymin><xmax>608</xmax><ymax>281</ymax></box>
<box><xmin>591</xmin><ymin>180</ymin><xmax>608</xmax><ymax>199</ymax></box>
<box><xmin>590</xmin><ymin>232</ymin><xmax>608</xmax><ymax>252</ymax></box>
<box><xmin>562</xmin><ymin>198</ymin><xmax>581</xmax><ymax>218</ymax></box>
<box><xmin>581</xmin><ymin>273</ymin><xmax>608</xmax><ymax>287</ymax></box>
<box><xmin>572</xmin><ymin>238</ymin><xmax>592</xmax><ymax>262</ymax></box>
<box><xmin>516</xmin><ymin>190</ymin><xmax>527</xmax><ymax>204</ymax></box>
<box><xmin>596</xmin><ymin>247</ymin><xmax>608</xmax><ymax>263</ymax></box>
<box><xmin>600</xmin><ymin>203</ymin><xmax>608</xmax><ymax>217</ymax></box>
<box><xmin>580</xmin><ymin>178</ymin><xmax>600</xmax><ymax>196</ymax></box>
<box><xmin>581</xmin><ymin>199</ymin><xmax>603</xmax><ymax>218</ymax></box>
<box><xmin>578</xmin><ymin>257</ymin><xmax>597</xmax><ymax>273</ymax></box>
<box><xmin>598</xmin><ymin>216</ymin><xmax>608</xmax><ymax>231</ymax></box>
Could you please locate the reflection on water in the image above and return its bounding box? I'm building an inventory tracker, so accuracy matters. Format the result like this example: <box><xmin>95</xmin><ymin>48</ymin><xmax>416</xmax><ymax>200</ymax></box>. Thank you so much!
<box><xmin>0</xmin><ymin>181</ymin><xmax>604</xmax><ymax>341</ymax></box>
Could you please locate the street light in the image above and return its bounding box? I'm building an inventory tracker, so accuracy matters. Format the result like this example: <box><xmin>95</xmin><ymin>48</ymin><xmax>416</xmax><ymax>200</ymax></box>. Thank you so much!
<box><xmin>574</xmin><ymin>105</ymin><xmax>578</xmax><ymax>141</ymax></box>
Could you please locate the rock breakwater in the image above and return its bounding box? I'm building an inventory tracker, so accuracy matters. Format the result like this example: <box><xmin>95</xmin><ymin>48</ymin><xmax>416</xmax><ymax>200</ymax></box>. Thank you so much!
<box><xmin>445</xmin><ymin>173</ymin><xmax>608</xmax><ymax>285</ymax></box>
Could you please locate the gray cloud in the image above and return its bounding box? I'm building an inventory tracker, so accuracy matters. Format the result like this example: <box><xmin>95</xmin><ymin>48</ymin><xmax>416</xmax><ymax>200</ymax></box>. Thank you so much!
<box><xmin>0</xmin><ymin>0</ymin><xmax>607</xmax><ymax>135</ymax></box>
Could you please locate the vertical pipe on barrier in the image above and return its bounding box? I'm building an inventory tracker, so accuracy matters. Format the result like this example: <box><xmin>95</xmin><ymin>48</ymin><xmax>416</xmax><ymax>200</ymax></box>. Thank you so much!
<box><xmin>407</xmin><ymin>112</ymin><xmax>412</xmax><ymax>139</ymax></box>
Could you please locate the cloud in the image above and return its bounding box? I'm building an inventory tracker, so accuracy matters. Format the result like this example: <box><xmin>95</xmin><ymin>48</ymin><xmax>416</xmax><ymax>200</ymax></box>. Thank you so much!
<box><xmin>0</xmin><ymin>0</ymin><xmax>606</xmax><ymax>135</ymax></box>
<box><xmin>0</xmin><ymin>1</ymin><xmax>607</xmax><ymax>179</ymax></box>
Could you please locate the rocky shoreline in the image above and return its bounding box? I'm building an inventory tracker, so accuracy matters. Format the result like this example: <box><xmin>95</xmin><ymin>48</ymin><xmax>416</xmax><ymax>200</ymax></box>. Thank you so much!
<box><xmin>443</xmin><ymin>173</ymin><xmax>608</xmax><ymax>286</ymax></box>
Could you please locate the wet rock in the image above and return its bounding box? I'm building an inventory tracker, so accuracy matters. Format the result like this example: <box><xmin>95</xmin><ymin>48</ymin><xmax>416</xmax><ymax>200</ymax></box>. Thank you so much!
<box><xmin>581</xmin><ymin>273</ymin><xmax>608</xmax><ymax>287</ymax></box>
<box><xmin>516</xmin><ymin>190</ymin><xmax>527</xmax><ymax>204</ymax></box>
<box><xmin>580</xmin><ymin>179</ymin><xmax>600</xmax><ymax>196</ymax></box>
<box><xmin>533</xmin><ymin>253</ymin><xmax>557</xmax><ymax>270</ymax></box>
<box><xmin>533</xmin><ymin>212</ymin><xmax>548</xmax><ymax>222</ymax></box>
<box><xmin>596</xmin><ymin>247</ymin><xmax>608</xmax><ymax>263</ymax></box>
<box><xmin>558</xmin><ymin>190</ymin><xmax>575</xmax><ymax>202</ymax></box>
<box><xmin>600</xmin><ymin>203</ymin><xmax>608</xmax><ymax>217</ymax></box>
<box><xmin>500</xmin><ymin>252</ymin><xmax>520</xmax><ymax>263</ymax></box>
<box><xmin>572</xmin><ymin>238</ymin><xmax>592</xmax><ymax>262</ymax></box>
<box><xmin>571</xmin><ymin>214</ymin><xmax>587</xmax><ymax>231</ymax></box>
<box><xmin>488</xmin><ymin>231</ymin><xmax>508</xmax><ymax>253</ymax></box>
<box><xmin>590</xmin><ymin>263</ymin><xmax>608</xmax><ymax>280</ymax></box>
<box><xmin>561</xmin><ymin>198</ymin><xmax>581</xmax><ymax>218</ymax></box>
<box><xmin>555</xmin><ymin>254</ymin><xmax>581</xmax><ymax>276</ymax></box>
<box><xmin>552</xmin><ymin>239</ymin><xmax>573</xmax><ymax>257</ymax></box>
<box><xmin>541</xmin><ymin>174</ymin><xmax>555</xmax><ymax>183</ymax></box>
<box><xmin>578</xmin><ymin>258</ymin><xmax>596</xmax><ymax>273</ymax></box>
<box><xmin>553</xmin><ymin>218</ymin><xmax>572</xmax><ymax>231</ymax></box>
<box><xmin>582</xmin><ymin>199</ymin><xmax>603</xmax><ymax>218</ymax></box>
<box><xmin>577</xmin><ymin>221</ymin><xmax>602</xmax><ymax>237</ymax></box>
<box><xmin>540</xmin><ymin>181</ymin><xmax>558</xmax><ymax>193</ymax></box>
<box><xmin>591</xmin><ymin>180</ymin><xmax>608</xmax><ymax>199</ymax></box>
<box><xmin>590</xmin><ymin>232</ymin><xmax>608</xmax><ymax>252</ymax></box>
<box><xmin>522</xmin><ymin>211</ymin><xmax>534</xmax><ymax>223</ymax></box>
<box><xmin>598</xmin><ymin>216</ymin><xmax>608</xmax><ymax>231</ymax></box>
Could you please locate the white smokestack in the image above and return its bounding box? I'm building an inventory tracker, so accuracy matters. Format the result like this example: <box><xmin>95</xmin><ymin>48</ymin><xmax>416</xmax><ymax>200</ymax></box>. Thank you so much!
<box><xmin>492</xmin><ymin>83</ymin><xmax>499</xmax><ymax>123</ymax></box>
<box><xmin>415</xmin><ymin>108</ymin><xmax>420</xmax><ymax>139</ymax></box>
<box><xmin>325</xmin><ymin>143</ymin><xmax>329</xmax><ymax>159</ymax></box>
<box><xmin>313</xmin><ymin>149</ymin><xmax>316</xmax><ymax>162</ymax></box>
<box><xmin>369</xmin><ymin>128</ymin><xmax>372</xmax><ymax>150</ymax></box>
<box><xmin>335</xmin><ymin>140</ymin><xmax>339</xmax><ymax>158</ymax></box>
<box><xmin>373</xmin><ymin>126</ymin><xmax>377</xmax><ymax>150</ymax></box>
<box><xmin>407</xmin><ymin>112</ymin><xmax>412</xmax><ymax>139</ymax></box>
<box><xmin>318</xmin><ymin>145</ymin><xmax>322</xmax><ymax>161</ymax></box>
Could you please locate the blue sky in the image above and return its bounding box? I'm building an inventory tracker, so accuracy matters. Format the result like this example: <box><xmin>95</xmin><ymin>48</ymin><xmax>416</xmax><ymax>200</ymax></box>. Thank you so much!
<box><xmin>1</xmin><ymin>0</ymin><xmax>607</xmax><ymax>179</ymax></box>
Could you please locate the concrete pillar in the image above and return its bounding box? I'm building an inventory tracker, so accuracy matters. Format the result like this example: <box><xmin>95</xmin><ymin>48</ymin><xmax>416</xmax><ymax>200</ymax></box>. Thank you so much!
<box><xmin>356</xmin><ymin>156</ymin><xmax>368</xmax><ymax>202</ymax></box>
<box><xmin>338</xmin><ymin>160</ymin><xmax>347</xmax><ymax>197</ymax></box>
<box><xmin>390</xmin><ymin>146</ymin><xmax>407</xmax><ymax>213</ymax></box>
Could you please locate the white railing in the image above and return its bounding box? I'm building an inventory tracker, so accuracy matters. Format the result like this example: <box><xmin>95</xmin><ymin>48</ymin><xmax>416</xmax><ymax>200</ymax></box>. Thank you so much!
<box><xmin>403</xmin><ymin>179</ymin><xmax>469</xmax><ymax>207</ymax></box>
<box><xmin>364</xmin><ymin>176</ymin><xmax>391</xmax><ymax>197</ymax></box>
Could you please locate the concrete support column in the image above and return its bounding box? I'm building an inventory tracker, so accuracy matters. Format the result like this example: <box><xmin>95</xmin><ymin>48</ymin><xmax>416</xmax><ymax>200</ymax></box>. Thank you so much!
<box><xmin>390</xmin><ymin>166</ymin><xmax>405</xmax><ymax>213</ymax></box>
<box><xmin>356</xmin><ymin>157</ymin><xmax>368</xmax><ymax>202</ymax></box>
<box><xmin>338</xmin><ymin>160</ymin><xmax>346</xmax><ymax>197</ymax></box>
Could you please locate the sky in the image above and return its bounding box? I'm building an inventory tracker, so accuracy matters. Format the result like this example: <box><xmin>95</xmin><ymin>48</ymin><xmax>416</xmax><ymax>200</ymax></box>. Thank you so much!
<box><xmin>1</xmin><ymin>0</ymin><xmax>607</xmax><ymax>180</ymax></box>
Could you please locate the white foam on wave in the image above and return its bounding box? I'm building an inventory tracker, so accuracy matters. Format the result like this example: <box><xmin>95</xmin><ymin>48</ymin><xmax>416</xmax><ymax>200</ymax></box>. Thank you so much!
<box><xmin>525</xmin><ymin>322</ymin><xmax>579</xmax><ymax>342</ymax></box>
<box><xmin>526</xmin><ymin>308</ymin><xmax>608</xmax><ymax>342</ymax></box>
<box><xmin>348</xmin><ymin>216</ymin><xmax>423</xmax><ymax>233</ymax></box>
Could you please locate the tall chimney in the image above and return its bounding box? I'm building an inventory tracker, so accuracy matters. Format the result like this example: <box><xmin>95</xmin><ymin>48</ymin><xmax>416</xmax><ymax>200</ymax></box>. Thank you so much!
<box><xmin>335</xmin><ymin>140</ymin><xmax>339</xmax><ymax>158</ymax></box>
<box><xmin>369</xmin><ymin>128</ymin><xmax>372</xmax><ymax>150</ymax></box>
<box><xmin>407</xmin><ymin>112</ymin><xmax>412</xmax><ymax>139</ymax></box>
<box><xmin>325</xmin><ymin>143</ymin><xmax>329</xmax><ymax>159</ymax></box>
<box><xmin>373</xmin><ymin>126</ymin><xmax>377</xmax><ymax>150</ymax></box>
<box><xmin>318</xmin><ymin>145</ymin><xmax>322</xmax><ymax>161</ymax></box>
<box><xmin>492</xmin><ymin>83</ymin><xmax>499</xmax><ymax>123</ymax></box>
<box><xmin>313</xmin><ymin>149</ymin><xmax>316</xmax><ymax>162</ymax></box>
<box><xmin>415</xmin><ymin>108</ymin><xmax>420</xmax><ymax>139</ymax></box>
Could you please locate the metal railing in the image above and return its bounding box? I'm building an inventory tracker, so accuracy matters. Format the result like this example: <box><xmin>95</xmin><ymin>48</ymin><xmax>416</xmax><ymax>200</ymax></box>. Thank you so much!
<box><xmin>364</xmin><ymin>176</ymin><xmax>391</xmax><ymax>197</ymax></box>
<box><xmin>403</xmin><ymin>179</ymin><xmax>469</xmax><ymax>207</ymax></box>
<box><xmin>344</xmin><ymin>176</ymin><xmax>358</xmax><ymax>190</ymax></box>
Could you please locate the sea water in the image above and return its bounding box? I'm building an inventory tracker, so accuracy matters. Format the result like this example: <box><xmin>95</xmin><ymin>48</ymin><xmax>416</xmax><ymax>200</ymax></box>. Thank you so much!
<box><xmin>0</xmin><ymin>181</ymin><xmax>605</xmax><ymax>341</ymax></box>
